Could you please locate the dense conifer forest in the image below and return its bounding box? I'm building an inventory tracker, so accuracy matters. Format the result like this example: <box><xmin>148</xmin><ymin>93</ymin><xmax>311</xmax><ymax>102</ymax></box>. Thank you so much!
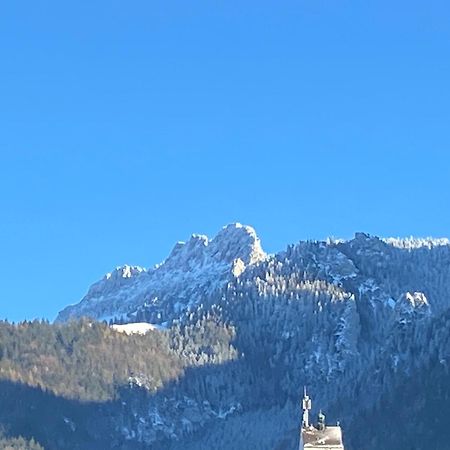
<box><xmin>2</xmin><ymin>234</ymin><xmax>450</xmax><ymax>449</ymax></box>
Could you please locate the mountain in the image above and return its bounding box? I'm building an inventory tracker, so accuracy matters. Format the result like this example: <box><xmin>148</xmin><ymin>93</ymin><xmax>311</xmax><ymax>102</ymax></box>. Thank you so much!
<box><xmin>3</xmin><ymin>225</ymin><xmax>450</xmax><ymax>449</ymax></box>
<box><xmin>56</xmin><ymin>223</ymin><xmax>266</xmax><ymax>324</ymax></box>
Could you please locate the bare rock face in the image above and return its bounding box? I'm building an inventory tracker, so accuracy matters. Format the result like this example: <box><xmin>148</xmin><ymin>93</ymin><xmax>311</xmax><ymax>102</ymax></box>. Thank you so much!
<box><xmin>56</xmin><ymin>223</ymin><xmax>266</xmax><ymax>324</ymax></box>
<box><xmin>395</xmin><ymin>291</ymin><xmax>431</xmax><ymax>322</ymax></box>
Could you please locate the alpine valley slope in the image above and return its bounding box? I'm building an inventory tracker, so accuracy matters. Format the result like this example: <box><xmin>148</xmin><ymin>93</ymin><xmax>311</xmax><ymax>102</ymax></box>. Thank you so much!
<box><xmin>51</xmin><ymin>224</ymin><xmax>450</xmax><ymax>450</ymax></box>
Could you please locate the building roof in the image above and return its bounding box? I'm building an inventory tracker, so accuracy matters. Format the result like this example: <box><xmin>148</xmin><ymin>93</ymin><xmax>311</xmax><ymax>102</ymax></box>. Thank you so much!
<box><xmin>303</xmin><ymin>425</ymin><xmax>344</xmax><ymax>449</ymax></box>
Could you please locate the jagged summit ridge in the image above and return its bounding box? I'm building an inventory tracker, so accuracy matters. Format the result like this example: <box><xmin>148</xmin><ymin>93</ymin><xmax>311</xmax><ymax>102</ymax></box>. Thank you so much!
<box><xmin>56</xmin><ymin>226</ymin><xmax>450</xmax><ymax>327</ymax></box>
<box><xmin>212</xmin><ymin>223</ymin><xmax>265</xmax><ymax>265</ymax></box>
<box><xmin>56</xmin><ymin>223</ymin><xmax>266</xmax><ymax>324</ymax></box>
<box><xmin>163</xmin><ymin>223</ymin><xmax>265</xmax><ymax>270</ymax></box>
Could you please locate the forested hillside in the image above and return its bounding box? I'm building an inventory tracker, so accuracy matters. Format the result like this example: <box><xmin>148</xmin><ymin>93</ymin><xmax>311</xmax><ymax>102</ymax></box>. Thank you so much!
<box><xmin>0</xmin><ymin>320</ymin><xmax>182</xmax><ymax>401</ymax></box>
<box><xmin>0</xmin><ymin>319</ymin><xmax>239</xmax><ymax>449</ymax></box>
<box><xmin>2</xmin><ymin>230</ymin><xmax>450</xmax><ymax>449</ymax></box>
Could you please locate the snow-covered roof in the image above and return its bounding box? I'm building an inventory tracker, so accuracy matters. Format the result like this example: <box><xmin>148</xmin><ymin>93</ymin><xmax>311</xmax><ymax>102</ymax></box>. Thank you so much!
<box><xmin>303</xmin><ymin>425</ymin><xmax>344</xmax><ymax>449</ymax></box>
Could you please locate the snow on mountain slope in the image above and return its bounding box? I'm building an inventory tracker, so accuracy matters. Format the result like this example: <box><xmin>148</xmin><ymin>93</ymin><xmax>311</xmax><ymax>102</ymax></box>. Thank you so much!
<box><xmin>111</xmin><ymin>322</ymin><xmax>162</xmax><ymax>335</ymax></box>
<box><xmin>383</xmin><ymin>237</ymin><xmax>450</xmax><ymax>249</ymax></box>
<box><xmin>57</xmin><ymin>226</ymin><xmax>450</xmax><ymax>334</ymax></box>
<box><xmin>49</xmin><ymin>227</ymin><xmax>450</xmax><ymax>450</ymax></box>
<box><xmin>56</xmin><ymin>223</ymin><xmax>266</xmax><ymax>324</ymax></box>
<box><xmin>394</xmin><ymin>291</ymin><xmax>431</xmax><ymax>321</ymax></box>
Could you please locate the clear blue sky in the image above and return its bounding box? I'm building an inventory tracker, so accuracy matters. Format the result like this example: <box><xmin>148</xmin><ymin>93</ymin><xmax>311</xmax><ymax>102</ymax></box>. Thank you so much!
<box><xmin>1</xmin><ymin>1</ymin><xmax>449</xmax><ymax>322</ymax></box>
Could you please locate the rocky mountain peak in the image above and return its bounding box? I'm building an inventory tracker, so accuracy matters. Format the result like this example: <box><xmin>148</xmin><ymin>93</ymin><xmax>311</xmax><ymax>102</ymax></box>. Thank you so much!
<box><xmin>209</xmin><ymin>223</ymin><xmax>265</xmax><ymax>265</ymax></box>
<box><xmin>56</xmin><ymin>223</ymin><xmax>266</xmax><ymax>324</ymax></box>
<box><xmin>161</xmin><ymin>223</ymin><xmax>265</xmax><ymax>271</ymax></box>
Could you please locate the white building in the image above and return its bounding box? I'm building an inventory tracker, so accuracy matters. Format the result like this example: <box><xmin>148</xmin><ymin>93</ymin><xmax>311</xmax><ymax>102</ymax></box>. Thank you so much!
<box><xmin>299</xmin><ymin>389</ymin><xmax>345</xmax><ymax>450</ymax></box>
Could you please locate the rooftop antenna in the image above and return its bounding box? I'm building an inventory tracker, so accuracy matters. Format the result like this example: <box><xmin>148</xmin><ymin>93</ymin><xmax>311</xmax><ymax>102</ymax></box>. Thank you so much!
<box><xmin>302</xmin><ymin>387</ymin><xmax>312</xmax><ymax>428</ymax></box>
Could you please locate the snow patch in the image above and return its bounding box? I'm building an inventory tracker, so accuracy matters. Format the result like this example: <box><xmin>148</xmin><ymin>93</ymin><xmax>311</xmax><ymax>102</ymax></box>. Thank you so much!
<box><xmin>111</xmin><ymin>322</ymin><xmax>162</xmax><ymax>335</ymax></box>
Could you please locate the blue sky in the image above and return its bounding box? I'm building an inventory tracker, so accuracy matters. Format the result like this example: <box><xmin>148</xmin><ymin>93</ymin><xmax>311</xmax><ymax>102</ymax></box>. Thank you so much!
<box><xmin>1</xmin><ymin>0</ymin><xmax>449</xmax><ymax>322</ymax></box>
